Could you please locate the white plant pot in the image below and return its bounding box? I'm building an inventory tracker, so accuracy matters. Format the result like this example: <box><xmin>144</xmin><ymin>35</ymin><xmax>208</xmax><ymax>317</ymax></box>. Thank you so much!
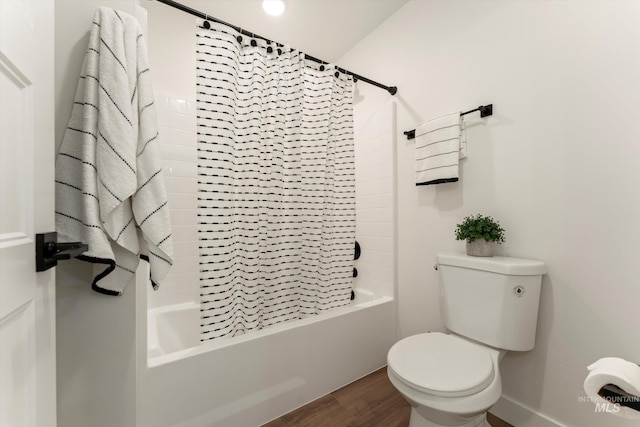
<box><xmin>466</xmin><ymin>239</ymin><xmax>493</xmax><ymax>257</ymax></box>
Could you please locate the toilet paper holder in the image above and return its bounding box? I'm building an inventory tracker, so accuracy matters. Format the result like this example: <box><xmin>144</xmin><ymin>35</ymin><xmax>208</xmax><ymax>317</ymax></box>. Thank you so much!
<box><xmin>599</xmin><ymin>383</ymin><xmax>640</xmax><ymax>412</ymax></box>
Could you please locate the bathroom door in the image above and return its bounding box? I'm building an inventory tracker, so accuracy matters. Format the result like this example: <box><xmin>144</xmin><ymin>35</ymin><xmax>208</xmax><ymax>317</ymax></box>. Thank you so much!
<box><xmin>0</xmin><ymin>1</ymin><xmax>57</xmax><ymax>426</ymax></box>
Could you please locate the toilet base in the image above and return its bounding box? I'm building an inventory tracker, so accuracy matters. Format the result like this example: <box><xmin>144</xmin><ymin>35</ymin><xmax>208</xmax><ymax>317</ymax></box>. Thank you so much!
<box><xmin>408</xmin><ymin>407</ymin><xmax>490</xmax><ymax>427</ymax></box>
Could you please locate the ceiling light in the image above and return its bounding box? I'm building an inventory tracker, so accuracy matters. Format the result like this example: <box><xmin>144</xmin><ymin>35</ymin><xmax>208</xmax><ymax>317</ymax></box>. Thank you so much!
<box><xmin>263</xmin><ymin>0</ymin><xmax>286</xmax><ymax>16</ymax></box>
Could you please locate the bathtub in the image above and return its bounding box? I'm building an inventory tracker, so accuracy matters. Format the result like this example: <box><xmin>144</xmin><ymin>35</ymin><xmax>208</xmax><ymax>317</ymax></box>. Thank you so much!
<box><xmin>147</xmin><ymin>288</ymin><xmax>384</xmax><ymax>364</ymax></box>
<box><xmin>138</xmin><ymin>287</ymin><xmax>396</xmax><ymax>427</ymax></box>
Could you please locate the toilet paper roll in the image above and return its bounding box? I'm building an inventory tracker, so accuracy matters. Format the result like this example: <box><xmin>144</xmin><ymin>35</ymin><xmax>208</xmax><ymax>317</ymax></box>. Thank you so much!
<box><xmin>583</xmin><ymin>357</ymin><xmax>640</xmax><ymax>420</ymax></box>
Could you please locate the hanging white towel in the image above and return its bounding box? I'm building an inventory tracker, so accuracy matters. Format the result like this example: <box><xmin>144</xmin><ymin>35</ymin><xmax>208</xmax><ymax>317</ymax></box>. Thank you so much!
<box><xmin>414</xmin><ymin>112</ymin><xmax>466</xmax><ymax>185</ymax></box>
<box><xmin>55</xmin><ymin>7</ymin><xmax>173</xmax><ymax>295</ymax></box>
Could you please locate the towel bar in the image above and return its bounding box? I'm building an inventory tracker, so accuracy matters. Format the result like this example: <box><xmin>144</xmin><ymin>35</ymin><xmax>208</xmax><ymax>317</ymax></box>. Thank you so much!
<box><xmin>35</xmin><ymin>232</ymin><xmax>89</xmax><ymax>272</ymax></box>
<box><xmin>403</xmin><ymin>104</ymin><xmax>493</xmax><ymax>140</ymax></box>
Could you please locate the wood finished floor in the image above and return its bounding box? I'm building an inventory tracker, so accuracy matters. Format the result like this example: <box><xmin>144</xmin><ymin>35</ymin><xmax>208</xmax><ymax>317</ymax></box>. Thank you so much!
<box><xmin>262</xmin><ymin>368</ymin><xmax>513</xmax><ymax>427</ymax></box>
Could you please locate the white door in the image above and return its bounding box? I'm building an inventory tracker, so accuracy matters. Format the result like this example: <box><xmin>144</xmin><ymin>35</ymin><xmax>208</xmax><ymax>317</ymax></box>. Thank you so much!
<box><xmin>0</xmin><ymin>1</ymin><xmax>57</xmax><ymax>426</ymax></box>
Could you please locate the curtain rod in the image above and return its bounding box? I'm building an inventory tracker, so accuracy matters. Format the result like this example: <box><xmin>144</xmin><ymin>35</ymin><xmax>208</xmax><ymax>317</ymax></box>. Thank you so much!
<box><xmin>154</xmin><ymin>0</ymin><xmax>398</xmax><ymax>95</ymax></box>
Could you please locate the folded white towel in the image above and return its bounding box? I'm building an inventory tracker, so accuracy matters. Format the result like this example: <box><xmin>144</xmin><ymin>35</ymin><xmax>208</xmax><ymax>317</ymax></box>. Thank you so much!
<box><xmin>415</xmin><ymin>112</ymin><xmax>466</xmax><ymax>185</ymax></box>
<box><xmin>55</xmin><ymin>7</ymin><xmax>173</xmax><ymax>295</ymax></box>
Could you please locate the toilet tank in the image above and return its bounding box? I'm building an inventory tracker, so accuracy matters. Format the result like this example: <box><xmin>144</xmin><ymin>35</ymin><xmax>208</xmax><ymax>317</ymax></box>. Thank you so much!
<box><xmin>437</xmin><ymin>253</ymin><xmax>546</xmax><ymax>351</ymax></box>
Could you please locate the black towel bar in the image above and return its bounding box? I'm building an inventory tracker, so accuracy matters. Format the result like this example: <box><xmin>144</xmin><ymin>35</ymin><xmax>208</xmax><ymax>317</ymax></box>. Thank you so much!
<box><xmin>35</xmin><ymin>232</ymin><xmax>89</xmax><ymax>272</ymax></box>
<box><xmin>403</xmin><ymin>104</ymin><xmax>493</xmax><ymax>140</ymax></box>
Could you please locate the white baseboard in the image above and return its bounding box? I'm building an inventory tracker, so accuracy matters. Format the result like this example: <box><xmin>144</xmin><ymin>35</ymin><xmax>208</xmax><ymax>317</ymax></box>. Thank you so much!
<box><xmin>491</xmin><ymin>395</ymin><xmax>566</xmax><ymax>427</ymax></box>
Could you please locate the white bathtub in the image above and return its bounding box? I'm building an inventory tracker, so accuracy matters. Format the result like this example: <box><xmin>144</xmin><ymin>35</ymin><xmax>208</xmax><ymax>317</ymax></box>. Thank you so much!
<box><xmin>147</xmin><ymin>288</ymin><xmax>387</xmax><ymax>365</ymax></box>
<box><xmin>147</xmin><ymin>301</ymin><xmax>200</xmax><ymax>360</ymax></box>
<box><xmin>138</xmin><ymin>288</ymin><xmax>395</xmax><ymax>427</ymax></box>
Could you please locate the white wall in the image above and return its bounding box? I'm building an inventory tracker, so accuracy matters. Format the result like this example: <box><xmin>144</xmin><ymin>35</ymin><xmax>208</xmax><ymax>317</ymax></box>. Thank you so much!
<box><xmin>339</xmin><ymin>1</ymin><xmax>640</xmax><ymax>427</ymax></box>
<box><xmin>144</xmin><ymin>0</ymin><xmax>195</xmax><ymax>98</ymax></box>
<box><xmin>54</xmin><ymin>2</ymin><xmax>138</xmax><ymax>427</ymax></box>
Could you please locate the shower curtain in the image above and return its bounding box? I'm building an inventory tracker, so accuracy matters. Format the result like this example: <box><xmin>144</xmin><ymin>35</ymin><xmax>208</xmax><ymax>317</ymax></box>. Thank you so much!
<box><xmin>196</xmin><ymin>21</ymin><xmax>355</xmax><ymax>341</ymax></box>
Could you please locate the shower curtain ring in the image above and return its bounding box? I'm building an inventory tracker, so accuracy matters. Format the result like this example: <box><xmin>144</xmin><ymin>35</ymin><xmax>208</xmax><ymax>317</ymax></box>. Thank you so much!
<box><xmin>237</xmin><ymin>27</ymin><xmax>243</xmax><ymax>43</ymax></box>
<box><xmin>203</xmin><ymin>14</ymin><xmax>211</xmax><ymax>29</ymax></box>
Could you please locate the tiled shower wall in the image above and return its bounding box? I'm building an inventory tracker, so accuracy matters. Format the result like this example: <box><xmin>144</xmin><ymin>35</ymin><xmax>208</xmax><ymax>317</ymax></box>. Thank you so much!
<box><xmin>353</xmin><ymin>100</ymin><xmax>396</xmax><ymax>299</ymax></box>
<box><xmin>148</xmin><ymin>94</ymin><xmax>199</xmax><ymax>309</ymax></box>
<box><xmin>150</xmin><ymin>94</ymin><xmax>396</xmax><ymax>310</ymax></box>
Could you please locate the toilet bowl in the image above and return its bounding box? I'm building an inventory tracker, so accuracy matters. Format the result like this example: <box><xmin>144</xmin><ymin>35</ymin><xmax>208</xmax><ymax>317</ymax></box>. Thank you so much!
<box><xmin>387</xmin><ymin>253</ymin><xmax>546</xmax><ymax>427</ymax></box>
<box><xmin>387</xmin><ymin>332</ymin><xmax>502</xmax><ymax>427</ymax></box>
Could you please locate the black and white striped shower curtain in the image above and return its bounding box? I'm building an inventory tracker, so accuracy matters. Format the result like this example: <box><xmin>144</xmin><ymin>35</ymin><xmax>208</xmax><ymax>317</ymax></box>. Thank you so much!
<box><xmin>196</xmin><ymin>21</ymin><xmax>355</xmax><ymax>341</ymax></box>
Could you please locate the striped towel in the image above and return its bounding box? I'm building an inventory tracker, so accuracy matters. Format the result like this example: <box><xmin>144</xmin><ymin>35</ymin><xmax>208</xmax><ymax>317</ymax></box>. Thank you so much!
<box><xmin>415</xmin><ymin>112</ymin><xmax>466</xmax><ymax>185</ymax></box>
<box><xmin>55</xmin><ymin>7</ymin><xmax>173</xmax><ymax>295</ymax></box>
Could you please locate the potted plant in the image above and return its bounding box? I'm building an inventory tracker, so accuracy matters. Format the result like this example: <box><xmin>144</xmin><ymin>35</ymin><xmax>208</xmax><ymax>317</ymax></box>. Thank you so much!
<box><xmin>455</xmin><ymin>214</ymin><xmax>505</xmax><ymax>257</ymax></box>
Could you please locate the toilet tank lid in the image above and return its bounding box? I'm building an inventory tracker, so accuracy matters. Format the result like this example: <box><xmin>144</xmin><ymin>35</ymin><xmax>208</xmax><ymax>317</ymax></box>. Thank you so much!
<box><xmin>437</xmin><ymin>252</ymin><xmax>546</xmax><ymax>275</ymax></box>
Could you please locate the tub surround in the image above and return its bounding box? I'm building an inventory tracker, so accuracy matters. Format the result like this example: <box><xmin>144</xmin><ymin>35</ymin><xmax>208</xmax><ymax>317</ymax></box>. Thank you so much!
<box><xmin>148</xmin><ymin>93</ymin><xmax>198</xmax><ymax>310</ymax></box>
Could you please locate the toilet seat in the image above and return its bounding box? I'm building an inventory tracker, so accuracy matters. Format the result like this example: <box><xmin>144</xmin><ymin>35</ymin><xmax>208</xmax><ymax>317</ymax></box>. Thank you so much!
<box><xmin>387</xmin><ymin>332</ymin><xmax>495</xmax><ymax>398</ymax></box>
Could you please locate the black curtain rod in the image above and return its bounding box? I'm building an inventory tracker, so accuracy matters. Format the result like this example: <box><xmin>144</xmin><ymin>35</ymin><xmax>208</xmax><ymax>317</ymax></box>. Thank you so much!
<box><xmin>155</xmin><ymin>0</ymin><xmax>398</xmax><ymax>95</ymax></box>
<box><xmin>403</xmin><ymin>104</ymin><xmax>493</xmax><ymax>140</ymax></box>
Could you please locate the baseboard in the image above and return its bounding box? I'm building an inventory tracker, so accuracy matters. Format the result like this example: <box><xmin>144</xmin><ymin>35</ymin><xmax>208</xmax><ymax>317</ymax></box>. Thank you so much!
<box><xmin>491</xmin><ymin>395</ymin><xmax>567</xmax><ymax>427</ymax></box>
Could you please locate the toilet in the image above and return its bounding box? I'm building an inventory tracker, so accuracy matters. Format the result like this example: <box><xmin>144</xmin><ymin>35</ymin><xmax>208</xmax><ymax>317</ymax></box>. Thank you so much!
<box><xmin>387</xmin><ymin>253</ymin><xmax>546</xmax><ymax>427</ymax></box>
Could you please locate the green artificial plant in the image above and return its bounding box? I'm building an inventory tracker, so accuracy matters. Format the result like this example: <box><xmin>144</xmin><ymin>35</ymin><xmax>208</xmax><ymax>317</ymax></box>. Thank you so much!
<box><xmin>455</xmin><ymin>214</ymin><xmax>506</xmax><ymax>244</ymax></box>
